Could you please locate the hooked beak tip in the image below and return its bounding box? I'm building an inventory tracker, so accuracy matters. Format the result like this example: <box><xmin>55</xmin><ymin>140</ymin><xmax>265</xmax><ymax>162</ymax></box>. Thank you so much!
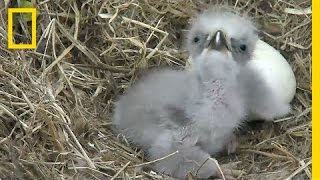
<box><xmin>206</xmin><ymin>30</ymin><xmax>230</xmax><ymax>52</ymax></box>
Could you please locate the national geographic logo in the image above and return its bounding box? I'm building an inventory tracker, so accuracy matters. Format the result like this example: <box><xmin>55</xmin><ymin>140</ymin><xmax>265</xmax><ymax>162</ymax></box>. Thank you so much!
<box><xmin>7</xmin><ymin>8</ymin><xmax>37</xmax><ymax>49</ymax></box>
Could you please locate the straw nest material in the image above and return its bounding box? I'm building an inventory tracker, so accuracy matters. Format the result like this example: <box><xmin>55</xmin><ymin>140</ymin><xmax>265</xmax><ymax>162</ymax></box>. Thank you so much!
<box><xmin>0</xmin><ymin>0</ymin><xmax>311</xmax><ymax>179</ymax></box>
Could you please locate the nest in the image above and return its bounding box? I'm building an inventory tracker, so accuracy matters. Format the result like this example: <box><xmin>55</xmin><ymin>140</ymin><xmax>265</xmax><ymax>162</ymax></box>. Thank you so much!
<box><xmin>0</xmin><ymin>0</ymin><xmax>311</xmax><ymax>179</ymax></box>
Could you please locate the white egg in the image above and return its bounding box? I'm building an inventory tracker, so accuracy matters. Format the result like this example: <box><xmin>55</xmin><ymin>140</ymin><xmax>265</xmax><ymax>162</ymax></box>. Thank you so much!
<box><xmin>186</xmin><ymin>39</ymin><xmax>296</xmax><ymax>104</ymax></box>
<box><xmin>248</xmin><ymin>40</ymin><xmax>296</xmax><ymax>103</ymax></box>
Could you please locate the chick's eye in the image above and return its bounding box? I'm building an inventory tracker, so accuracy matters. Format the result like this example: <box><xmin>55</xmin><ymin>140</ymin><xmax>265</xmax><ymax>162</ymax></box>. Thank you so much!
<box><xmin>240</xmin><ymin>44</ymin><xmax>247</xmax><ymax>51</ymax></box>
<box><xmin>193</xmin><ymin>36</ymin><xmax>200</xmax><ymax>43</ymax></box>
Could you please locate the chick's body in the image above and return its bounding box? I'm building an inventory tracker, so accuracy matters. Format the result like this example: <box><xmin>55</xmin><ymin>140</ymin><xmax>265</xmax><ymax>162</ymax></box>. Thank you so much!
<box><xmin>113</xmin><ymin>50</ymin><xmax>246</xmax><ymax>179</ymax></box>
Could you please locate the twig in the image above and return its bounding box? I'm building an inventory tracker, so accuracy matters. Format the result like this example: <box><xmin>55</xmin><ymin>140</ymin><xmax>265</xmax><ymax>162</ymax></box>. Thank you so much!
<box><xmin>9</xmin><ymin>81</ymin><xmax>35</xmax><ymax>112</ymax></box>
<box><xmin>41</xmin><ymin>44</ymin><xmax>75</xmax><ymax>78</ymax></box>
<box><xmin>211</xmin><ymin>158</ymin><xmax>226</xmax><ymax>180</ymax></box>
<box><xmin>110</xmin><ymin>161</ymin><xmax>131</xmax><ymax>180</ymax></box>
<box><xmin>243</xmin><ymin>149</ymin><xmax>293</xmax><ymax>161</ymax></box>
<box><xmin>129</xmin><ymin>150</ymin><xmax>179</xmax><ymax>168</ymax></box>
<box><xmin>284</xmin><ymin>7</ymin><xmax>311</xmax><ymax>15</ymax></box>
<box><xmin>284</xmin><ymin>160</ymin><xmax>311</xmax><ymax>180</ymax></box>
<box><xmin>0</xmin><ymin>103</ymin><xmax>29</xmax><ymax>129</ymax></box>
<box><xmin>73</xmin><ymin>64</ymin><xmax>130</xmax><ymax>73</ymax></box>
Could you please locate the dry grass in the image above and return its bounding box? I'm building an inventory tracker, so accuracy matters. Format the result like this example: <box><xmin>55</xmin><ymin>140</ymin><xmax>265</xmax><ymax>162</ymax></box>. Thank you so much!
<box><xmin>0</xmin><ymin>0</ymin><xmax>311</xmax><ymax>179</ymax></box>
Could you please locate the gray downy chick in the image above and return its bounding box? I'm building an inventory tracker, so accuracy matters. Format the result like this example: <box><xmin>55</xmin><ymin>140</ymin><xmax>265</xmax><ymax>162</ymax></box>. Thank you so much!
<box><xmin>113</xmin><ymin>30</ymin><xmax>246</xmax><ymax>179</ymax></box>
<box><xmin>186</xmin><ymin>7</ymin><xmax>291</xmax><ymax>121</ymax></box>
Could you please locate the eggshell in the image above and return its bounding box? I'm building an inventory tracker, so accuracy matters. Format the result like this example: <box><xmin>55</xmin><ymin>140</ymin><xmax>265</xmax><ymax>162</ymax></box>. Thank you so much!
<box><xmin>247</xmin><ymin>40</ymin><xmax>296</xmax><ymax>103</ymax></box>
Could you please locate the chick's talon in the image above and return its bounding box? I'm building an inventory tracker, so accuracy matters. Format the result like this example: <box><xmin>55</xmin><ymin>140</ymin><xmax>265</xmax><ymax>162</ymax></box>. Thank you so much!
<box><xmin>225</xmin><ymin>133</ymin><xmax>238</xmax><ymax>155</ymax></box>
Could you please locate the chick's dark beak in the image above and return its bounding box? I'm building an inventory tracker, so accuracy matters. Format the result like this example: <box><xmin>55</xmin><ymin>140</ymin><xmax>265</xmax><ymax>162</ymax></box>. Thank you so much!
<box><xmin>206</xmin><ymin>30</ymin><xmax>231</xmax><ymax>52</ymax></box>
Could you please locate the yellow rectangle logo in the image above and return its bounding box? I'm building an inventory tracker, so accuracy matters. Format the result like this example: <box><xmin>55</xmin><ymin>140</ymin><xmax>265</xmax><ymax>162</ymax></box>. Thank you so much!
<box><xmin>313</xmin><ymin>0</ymin><xmax>319</xmax><ymax>178</ymax></box>
<box><xmin>7</xmin><ymin>8</ymin><xmax>37</xmax><ymax>49</ymax></box>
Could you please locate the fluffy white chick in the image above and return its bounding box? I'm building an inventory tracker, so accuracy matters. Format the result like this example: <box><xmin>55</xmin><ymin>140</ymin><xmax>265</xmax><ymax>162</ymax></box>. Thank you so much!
<box><xmin>185</xmin><ymin>7</ymin><xmax>291</xmax><ymax>121</ymax></box>
<box><xmin>113</xmin><ymin>30</ymin><xmax>246</xmax><ymax>179</ymax></box>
